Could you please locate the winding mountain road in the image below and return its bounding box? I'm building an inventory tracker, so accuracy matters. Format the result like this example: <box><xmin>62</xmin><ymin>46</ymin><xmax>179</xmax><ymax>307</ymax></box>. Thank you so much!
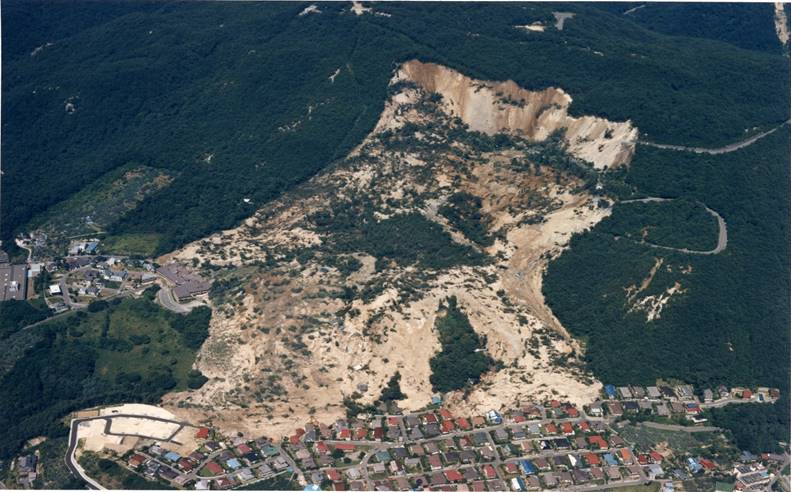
<box><xmin>619</xmin><ymin>197</ymin><xmax>727</xmax><ymax>255</ymax></box>
<box><xmin>640</xmin><ymin>118</ymin><xmax>790</xmax><ymax>154</ymax></box>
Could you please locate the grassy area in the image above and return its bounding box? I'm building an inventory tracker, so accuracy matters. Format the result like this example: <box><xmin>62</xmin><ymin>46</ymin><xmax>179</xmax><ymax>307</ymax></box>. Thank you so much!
<box><xmin>618</xmin><ymin>424</ymin><xmax>708</xmax><ymax>453</ymax></box>
<box><xmin>101</xmin><ymin>233</ymin><xmax>162</xmax><ymax>257</ymax></box>
<box><xmin>86</xmin><ymin>298</ymin><xmax>198</xmax><ymax>385</ymax></box>
<box><xmin>25</xmin><ymin>165</ymin><xmax>171</xmax><ymax>255</ymax></box>
<box><xmin>0</xmin><ymin>293</ymin><xmax>211</xmax><ymax>458</ymax></box>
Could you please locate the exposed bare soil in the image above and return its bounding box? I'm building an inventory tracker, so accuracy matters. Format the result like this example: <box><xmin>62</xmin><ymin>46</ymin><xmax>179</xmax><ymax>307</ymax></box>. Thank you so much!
<box><xmin>160</xmin><ymin>61</ymin><xmax>632</xmax><ymax>438</ymax></box>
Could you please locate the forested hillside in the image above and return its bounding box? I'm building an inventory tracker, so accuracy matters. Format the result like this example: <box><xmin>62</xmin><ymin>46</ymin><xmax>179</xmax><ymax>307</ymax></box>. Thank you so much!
<box><xmin>593</xmin><ymin>2</ymin><xmax>784</xmax><ymax>53</ymax></box>
<box><xmin>3</xmin><ymin>1</ymin><xmax>789</xmax><ymax>255</ymax></box>
<box><xmin>544</xmin><ymin>127</ymin><xmax>791</xmax><ymax>451</ymax></box>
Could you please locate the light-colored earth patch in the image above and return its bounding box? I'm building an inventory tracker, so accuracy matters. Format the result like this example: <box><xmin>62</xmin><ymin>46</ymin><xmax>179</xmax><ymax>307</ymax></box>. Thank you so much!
<box><xmin>160</xmin><ymin>60</ymin><xmax>625</xmax><ymax>438</ymax></box>
<box><xmin>100</xmin><ymin>403</ymin><xmax>177</xmax><ymax>420</ymax></box>
<box><xmin>108</xmin><ymin>417</ymin><xmax>180</xmax><ymax>440</ymax></box>
<box><xmin>776</xmin><ymin>2</ymin><xmax>789</xmax><ymax>45</ymax></box>
<box><xmin>395</xmin><ymin>60</ymin><xmax>638</xmax><ymax>170</ymax></box>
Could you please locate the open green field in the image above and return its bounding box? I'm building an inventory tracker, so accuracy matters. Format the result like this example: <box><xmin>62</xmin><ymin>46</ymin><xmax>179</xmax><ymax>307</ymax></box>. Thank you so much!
<box><xmin>0</xmin><ymin>292</ymin><xmax>211</xmax><ymax>458</ymax></box>
<box><xmin>101</xmin><ymin>233</ymin><xmax>163</xmax><ymax>257</ymax></box>
<box><xmin>25</xmin><ymin>165</ymin><xmax>171</xmax><ymax>255</ymax></box>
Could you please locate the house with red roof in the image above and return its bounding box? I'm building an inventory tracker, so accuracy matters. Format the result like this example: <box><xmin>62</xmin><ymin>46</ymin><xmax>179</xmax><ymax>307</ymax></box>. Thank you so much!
<box><xmin>638</xmin><ymin>454</ymin><xmax>650</xmax><ymax>465</ymax></box>
<box><xmin>423</xmin><ymin>413</ymin><xmax>438</xmax><ymax>424</ymax></box>
<box><xmin>619</xmin><ymin>448</ymin><xmax>635</xmax><ymax>465</ymax></box>
<box><xmin>128</xmin><ymin>454</ymin><xmax>146</xmax><ymax>468</ymax></box>
<box><xmin>178</xmin><ymin>458</ymin><xmax>194</xmax><ymax>472</ymax></box>
<box><xmin>373</xmin><ymin>427</ymin><xmax>384</xmax><ymax>441</ymax></box>
<box><xmin>649</xmin><ymin>451</ymin><xmax>664</xmax><ymax>463</ymax></box>
<box><xmin>355</xmin><ymin>428</ymin><xmax>368</xmax><ymax>440</ymax></box>
<box><xmin>327</xmin><ymin>469</ymin><xmax>342</xmax><ymax>482</ymax></box>
<box><xmin>387</xmin><ymin>416</ymin><xmax>400</xmax><ymax>426</ymax></box>
<box><xmin>236</xmin><ymin>443</ymin><xmax>252</xmax><ymax>455</ymax></box>
<box><xmin>742</xmin><ymin>389</ymin><xmax>753</xmax><ymax>399</ymax></box>
<box><xmin>456</xmin><ymin>418</ymin><xmax>471</xmax><ymax>430</ymax></box>
<box><xmin>585</xmin><ymin>453</ymin><xmax>601</xmax><ymax>466</ymax></box>
<box><xmin>315</xmin><ymin>441</ymin><xmax>329</xmax><ymax>455</ymax></box>
<box><xmin>561</xmin><ymin>422</ymin><xmax>574</xmax><ymax>436</ymax></box>
<box><xmin>333</xmin><ymin>483</ymin><xmax>346</xmax><ymax>491</ymax></box>
<box><xmin>335</xmin><ymin>443</ymin><xmax>356</xmax><ymax>453</ymax></box>
<box><xmin>439</xmin><ymin>408</ymin><xmax>453</xmax><ymax>420</ymax></box>
<box><xmin>441</xmin><ymin>420</ymin><xmax>456</xmax><ymax>433</ymax></box>
<box><xmin>549</xmin><ymin>399</ymin><xmax>561</xmax><ymax>408</ymax></box>
<box><xmin>482</xmin><ymin>464</ymin><xmax>497</xmax><ymax>479</ymax></box>
<box><xmin>578</xmin><ymin>421</ymin><xmax>590</xmax><ymax>432</ymax></box>
<box><xmin>588</xmin><ymin>435</ymin><xmax>608</xmax><ymax>449</ymax></box>
<box><xmin>195</xmin><ymin>427</ymin><xmax>209</xmax><ymax>439</ymax></box>
<box><xmin>289</xmin><ymin>434</ymin><xmax>301</xmax><ymax>445</ymax></box>
<box><xmin>203</xmin><ymin>461</ymin><xmax>223</xmax><ymax>475</ymax></box>
<box><xmin>472</xmin><ymin>416</ymin><xmax>486</xmax><ymax>427</ymax></box>
<box><xmin>699</xmin><ymin>458</ymin><xmax>716</xmax><ymax>471</ymax></box>
<box><xmin>544</xmin><ymin>423</ymin><xmax>557</xmax><ymax>434</ymax></box>
<box><xmin>513</xmin><ymin>414</ymin><xmax>526</xmax><ymax>424</ymax></box>
<box><xmin>338</xmin><ymin>428</ymin><xmax>352</xmax><ymax>440</ymax></box>
<box><xmin>503</xmin><ymin>463</ymin><xmax>519</xmax><ymax>475</ymax></box>
<box><xmin>565</xmin><ymin>407</ymin><xmax>579</xmax><ymax>418</ymax></box>
<box><xmin>445</xmin><ymin>470</ymin><xmax>463</xmax><ymax>482</ymax></box>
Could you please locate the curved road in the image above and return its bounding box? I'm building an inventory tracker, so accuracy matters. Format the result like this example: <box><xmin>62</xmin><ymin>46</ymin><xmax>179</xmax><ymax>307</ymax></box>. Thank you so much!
<box><xmin>619</xmin><ymin>197</ymin><xmax>727</xmax><ymax>255</ymax></box>
<box><xmin>641</xmin><ymin>118</ymin><xmax>791</xmax><ymax>154</ymax></box>
<box><xmin>66</xmin><ymin>414</ymin><xmax>194</xmax><ymax>490</ymax></box>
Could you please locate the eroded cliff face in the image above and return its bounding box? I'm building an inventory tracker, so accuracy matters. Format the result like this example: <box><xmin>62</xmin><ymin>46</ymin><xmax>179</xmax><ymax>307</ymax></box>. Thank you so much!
<box><xmin>160</xmin><ymin>61</ymin><xmax>628</xmax><ymax>438</ymax></box>
<box><xmin>397</xmin><ymin>60</ymin><xmax>638</xmax><ymax>170</ymax></box>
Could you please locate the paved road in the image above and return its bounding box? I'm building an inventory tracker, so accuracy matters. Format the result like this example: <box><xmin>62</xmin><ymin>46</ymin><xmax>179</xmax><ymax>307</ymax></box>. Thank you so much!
<box><xmin>66</xmin><ymin>413</ymin><xmax>196</xmax><ymax>489</ymax></box>
<box><xmin>641</xmin><ymin>118</ymin><xmax>791</xmax><ymax>154</ymax></box>
<box><xmin>619</xmin><ymin>197</ymin><xmax>727</xmax><ymax>255</ymax></box>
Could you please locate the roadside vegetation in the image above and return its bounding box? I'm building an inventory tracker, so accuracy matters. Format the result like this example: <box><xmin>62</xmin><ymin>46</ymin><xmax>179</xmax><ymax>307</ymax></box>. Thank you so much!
<box><xmin>599</xmin><ymin>199</ymin><xmax>720</xmax><ymax>251</ymax></box>
<box><xmin>0</xmin><ymin>299</ymin><xmax>51</xmax><ymax>339</ymax></box>
<box><xmin>0</xmin><ymin>292</ymin><xmax>211</xmax><ymax>458</ymax></box>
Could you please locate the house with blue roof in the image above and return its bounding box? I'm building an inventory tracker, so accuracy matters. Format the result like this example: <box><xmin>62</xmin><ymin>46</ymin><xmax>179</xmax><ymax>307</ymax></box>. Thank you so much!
<box><xmin>226</xmin><ymin>458</ymin><xmax>242</xmax><ymax>470</ymax></box>
<box><xmin>603</xmin><ymin>453</ymin><xmax>618</xmax><ymax>466</ymax></box>
<box><xmin>520</xmin><ymin>460</ymin><xmax>537</xmax><ymax>475</ymax></box>
<box><xmin>510</xmin><ymin>477</ymin><xmax>526</xmax><ymax>491</ymax></box>
<box><xmin>163</xmin><ymin>451</ymin><xmax>181</xmax><ymax>463</ymax></box>
<box><xmin>687</xmin><ymin>457</ymin><xmax>702</xmax><ymax>473</ymax></box>
<box><xmin>604</xmin><ymin>385</ymin><xmax>617</xmax><ymax>399</ymax></box>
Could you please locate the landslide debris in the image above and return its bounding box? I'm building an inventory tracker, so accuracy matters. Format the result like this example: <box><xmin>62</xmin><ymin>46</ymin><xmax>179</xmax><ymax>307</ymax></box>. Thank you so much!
<box><xmin>160</xmin><ymin>61</ymin><xmax>632</xmax><ymax>438</ymax></box>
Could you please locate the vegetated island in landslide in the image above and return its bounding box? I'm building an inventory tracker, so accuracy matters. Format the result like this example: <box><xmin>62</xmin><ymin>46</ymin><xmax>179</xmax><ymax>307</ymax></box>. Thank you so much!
<box><xmin>154</xmin><ymin>59</ymin><xmax>642</xmax><ymax>439</ymax></box>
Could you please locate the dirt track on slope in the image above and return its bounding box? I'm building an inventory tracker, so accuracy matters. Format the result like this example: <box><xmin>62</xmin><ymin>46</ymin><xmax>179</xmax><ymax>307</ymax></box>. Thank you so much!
<box><xmin>640</xmin><ymin>119</ymin><xmax>790</xmax><ymax>155</ymax></box>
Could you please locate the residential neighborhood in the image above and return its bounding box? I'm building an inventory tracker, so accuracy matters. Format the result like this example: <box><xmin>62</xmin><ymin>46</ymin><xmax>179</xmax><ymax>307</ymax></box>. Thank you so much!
<box><xmin>51</xmin><ymin>382</ymin><xmax>787</xmax><ymax>492</ymax></box>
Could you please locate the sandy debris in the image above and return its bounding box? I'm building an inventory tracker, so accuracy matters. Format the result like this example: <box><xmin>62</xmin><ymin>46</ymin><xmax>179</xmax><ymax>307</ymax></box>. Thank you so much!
<box><xmin>351</xmin><ymin>1</ymin><xmax>371</xmax><ymax>16</ymax></box>
<box><xmin>515</xmin><ymin>23</ymin><xmax>546</xmax><ymax>32</ymax></box>
<box><xmin>298</xmin><ymin>4</ymin><xmax>321</xmax><ymax>16</ymax></box>
<box><xmin>109</xmin><ymin>417</ymin><xmax>180</xmax><ymax>440</ymax></box>
<box><xmin>396</xmin><ymin>60</ymin><xmax>638</xmax><ymax>170</ymax></box>
<box><xmin>776</xmin><ymin>2</ymin><xmax>789</xmax><ymax>45</ymax></box>
<box><xmin>160</xmin><ymin>61</ymin><xmax>615</xmax><ymax>439</ymax></box>
<box><xmin>100</xmin><ymin>403</ymin><xmax>178</xmax><ymax>420</ymax></box>
<box><xmin>631</xmin><ymin>282</ymin><xmax>686</xmax><ymax>322</ymax></box>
